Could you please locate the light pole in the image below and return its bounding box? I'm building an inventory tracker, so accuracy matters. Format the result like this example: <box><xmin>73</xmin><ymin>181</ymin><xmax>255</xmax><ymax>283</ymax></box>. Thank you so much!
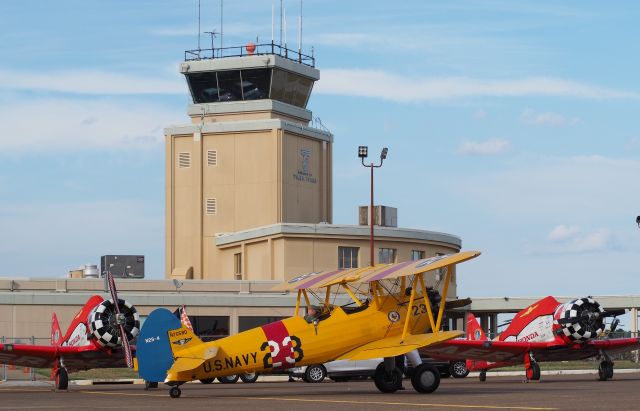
<box><xmin>358</xmin><ymin>146</ymin><xmax>388</xmax><ymax>267</ymax></box>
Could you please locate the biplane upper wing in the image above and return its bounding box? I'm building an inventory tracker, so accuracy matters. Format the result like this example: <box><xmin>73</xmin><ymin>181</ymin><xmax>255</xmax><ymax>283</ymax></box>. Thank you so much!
<box><xmin>337</xmin><ymin>330</ymin><xmax>464</xmax><ymax>361</ymax></box>
<box><xmin>272</xmin><ymin>251</ymin><xmax>481</xmax><ymax>291</ymax></box>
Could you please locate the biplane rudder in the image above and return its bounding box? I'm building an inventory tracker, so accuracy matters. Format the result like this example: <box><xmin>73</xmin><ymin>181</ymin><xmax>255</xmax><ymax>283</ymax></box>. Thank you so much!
<box><xmin>136</xmin><ymin>308</ymin><xmax>182</xmax><ymax>383</ymax></box>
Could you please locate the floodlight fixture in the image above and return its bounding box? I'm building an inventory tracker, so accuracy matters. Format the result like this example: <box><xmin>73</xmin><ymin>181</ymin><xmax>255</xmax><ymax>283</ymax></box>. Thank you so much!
<box><xmin>358</xmin><ymin>146</ymin><xmax>368</xmax><ymax>159</ymax></box>
<box><xmin>380</xmin><ymin>147</ymin><xmax>388</xmax><ymax>160</ymax></box>
<box><xmin>636</xmin><ymin>215</ymin><xmax>640</xmax><ymax>228</ymax></box>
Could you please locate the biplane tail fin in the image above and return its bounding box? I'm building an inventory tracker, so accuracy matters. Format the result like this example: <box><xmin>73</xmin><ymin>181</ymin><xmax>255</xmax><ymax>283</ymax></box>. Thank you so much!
<box><xmin>466</xmin><ymin>313</ymin><xmax>488</xmax><ymax>342</ymax></box>
<box><xmin>50</xmin><ymin>312</ymin><xmax>62</xmax><ymax>346</ymax></box>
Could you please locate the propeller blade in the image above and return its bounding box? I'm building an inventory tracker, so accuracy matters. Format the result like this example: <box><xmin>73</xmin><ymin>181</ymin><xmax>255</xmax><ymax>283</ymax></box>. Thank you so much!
<box><xmin>602</xmin><ymin>309</ymin><xmax>626</xmax><ymax>318</ymax></box>
<box><xmin>106</xmin><ymin>272</ymin><xmax>134</xmax><ymax>369</ymax></box>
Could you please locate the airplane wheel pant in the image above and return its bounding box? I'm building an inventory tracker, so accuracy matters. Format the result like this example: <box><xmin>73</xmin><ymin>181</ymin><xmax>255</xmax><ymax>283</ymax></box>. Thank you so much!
<box><xmin>55</xmin><ymin>368</ymin><xmax>68</xmax><ymax>390</ymax></box>
<box><xmin>374</xmin><ymin>363</ymin><xmax>403</xmax><ymax>393</ymax></box>
<box><xmin>411</xmin><ymin>364</ymin><xmax>441</xmax><ymax>393</ymax></box>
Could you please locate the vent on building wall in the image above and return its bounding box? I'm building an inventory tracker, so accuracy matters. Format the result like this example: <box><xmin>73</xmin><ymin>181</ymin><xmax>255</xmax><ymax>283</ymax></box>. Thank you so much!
<box><xmin>207</xmin><ymin>150</ymin><xmax>218</xmax><ymax>166</ymax></box>
<box><xmin>178</xmin><ymin>152</ymin><xmax>191</xmax><ymax>168</ymax></box>
<box><xmin>206</xmin><ymin>198</ymin><xmax>217</xmax><ymax>215</ymax></box>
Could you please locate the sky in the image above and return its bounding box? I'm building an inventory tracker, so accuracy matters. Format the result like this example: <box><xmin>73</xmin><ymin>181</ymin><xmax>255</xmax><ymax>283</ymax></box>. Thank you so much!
<box><xmin>0</xmin><ymin>1</ymin><xmax>639</xmax><ymax>299</ymax></box>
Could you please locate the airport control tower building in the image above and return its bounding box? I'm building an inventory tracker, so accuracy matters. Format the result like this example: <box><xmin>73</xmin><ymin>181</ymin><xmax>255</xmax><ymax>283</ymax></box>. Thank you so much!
<box><xmin>166</xmin><ymin>43</ymin><xmax>461</xmax><ymax>285</ymax></box>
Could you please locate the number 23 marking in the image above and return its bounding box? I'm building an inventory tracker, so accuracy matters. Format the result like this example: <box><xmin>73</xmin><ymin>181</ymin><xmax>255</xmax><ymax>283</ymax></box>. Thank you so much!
<box><xmin>260</xmin><ymin>335</ymin><xmax>304</xmax><ymax>369</ymax></box>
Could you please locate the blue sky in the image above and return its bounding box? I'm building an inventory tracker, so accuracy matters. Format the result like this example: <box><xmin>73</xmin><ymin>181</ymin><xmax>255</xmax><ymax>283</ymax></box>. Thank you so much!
<box><xmin>0</xmin><ymin>1</ymin><xmax>639</xmax><ymax>298</ymax></box>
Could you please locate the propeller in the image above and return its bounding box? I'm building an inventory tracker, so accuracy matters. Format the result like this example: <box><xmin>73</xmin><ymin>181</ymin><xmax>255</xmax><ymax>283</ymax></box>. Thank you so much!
<box><xmin>556</xmin><ymin>308</ymin><xmax>626</xmax><ymax>325</ymax></box>
<box><xmin>106</xmin><ymin>272</ymin><xmax>134</xmax><ymax>369</ymax></box>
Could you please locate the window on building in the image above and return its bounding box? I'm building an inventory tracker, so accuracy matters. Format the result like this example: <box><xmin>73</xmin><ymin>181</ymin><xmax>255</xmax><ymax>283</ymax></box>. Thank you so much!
<box><xmin>188</xmin><ymin>316</ymin><xmax>230</xmax><ymax>342</ymax></box>
<box><xmin>338</xmin><ymin>247</ymin><xmax>359</xmax><ymax>269</ymax></box>
<box><xmin>411</xmin><ymin>250</ymin><xmax>425</xmax><ymax>261</ymax></box>
<box><xmin>378</xmin><ymin>248</ymin><xmax>396</xmax><ymax>264</ymax></box>
<box><xmin>234</xmin><ymin>253</ymin><xmax>242</xmax><ymax>280</ymax></box>
<box><xmin>238</xmin><ymin>316</ymin><xmax>286</xmax><ymax>332</ymax></box>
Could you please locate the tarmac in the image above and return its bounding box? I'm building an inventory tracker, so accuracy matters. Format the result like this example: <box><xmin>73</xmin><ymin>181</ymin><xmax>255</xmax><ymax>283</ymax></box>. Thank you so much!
<box><xmin>1</xmin><ymin>371</ymin><xmax>639</xmax><ymax>410</ymax></box>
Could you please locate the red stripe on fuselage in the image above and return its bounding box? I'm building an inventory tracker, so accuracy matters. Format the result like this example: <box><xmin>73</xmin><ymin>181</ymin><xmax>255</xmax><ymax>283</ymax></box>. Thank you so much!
<box><xmin>260</xmin><ymin>321</ymin><xmax>292</xmax><ymax>369</ymax></box>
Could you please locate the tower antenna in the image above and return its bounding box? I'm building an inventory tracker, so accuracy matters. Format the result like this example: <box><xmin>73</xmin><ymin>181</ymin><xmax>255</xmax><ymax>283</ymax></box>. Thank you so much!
<box><xmin>197</xmin><ymin>0</ymin><xmax>201</xmax><ymax>52</ymax></box>
<box><xmin>220</xmin><ymin>0</ymin><xmax>224</xmax><ymax>53</ymax></box>
<box><xmin>280</xmin><ymin>0</ymin><xmax>283</xmax><ymax>47</ymax></box>
<box><xmin>284</xmin><ymin>6</ymin><xmax>287</xmax><ymax>50</ymax></box>
<box><xmin>298</xmin><ymin>0</ymin><xmax>302</xmax><ymax>58</ymax></box>
<box><xmin>271</xmin><ymin>1</ymin><xmax>275</xmax><ymax>44</ymax></box>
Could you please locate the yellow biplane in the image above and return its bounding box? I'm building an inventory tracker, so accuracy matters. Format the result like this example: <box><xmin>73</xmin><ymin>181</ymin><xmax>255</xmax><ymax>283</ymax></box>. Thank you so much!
<box><xmin>136</xmin><ymin>251</ymin><xmax>480</xmax><ymax>398</ymax></box>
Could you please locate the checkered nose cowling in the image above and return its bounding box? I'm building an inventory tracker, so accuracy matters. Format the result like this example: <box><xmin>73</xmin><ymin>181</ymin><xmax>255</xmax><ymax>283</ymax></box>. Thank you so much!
<box><xmin>89</xmin><ymin>299</ymin><xmax>140</xmax><ymax>348</ymax></box>
<box><xmin>555</xmin><ymin>297</ymin><xmax>604</xmax><ymax>342</ymax></box>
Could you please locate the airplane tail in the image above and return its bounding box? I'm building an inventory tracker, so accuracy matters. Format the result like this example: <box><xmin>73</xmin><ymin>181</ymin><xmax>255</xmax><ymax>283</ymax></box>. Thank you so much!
<box><xmin>51</xmin><ymin>312</ymin><xmax>62</xmax><ymax>346</ymax></box>
<box><xmin>466</xmin><ymin>313</ymin><xmax>488</xmax><ymax>341</ymax></box>
<box><xmin>136</xmin><ymin>308</ymin><xmax>183</xmax><ymax>383</ymax></box>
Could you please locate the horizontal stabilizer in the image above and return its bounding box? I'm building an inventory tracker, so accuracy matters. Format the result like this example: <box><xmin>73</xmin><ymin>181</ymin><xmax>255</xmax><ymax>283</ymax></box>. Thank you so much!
<box><xmin>337</xmin><ymin>330</ymin><xmax>463</xmax><ymax>361</ymax></box>
<box><xmin>168</xmin><ymin>357</ymin><xmax>206</xmax><ymax>375</ymax></box>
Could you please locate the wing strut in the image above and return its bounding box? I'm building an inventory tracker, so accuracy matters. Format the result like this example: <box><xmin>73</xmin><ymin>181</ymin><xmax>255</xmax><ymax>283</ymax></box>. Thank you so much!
<box><xmin>401</xmin><ymin>275</ymin><xmax>420</xmax><ymax>342</ymax></box>
<box><xmin>435</xmin><ymin>266</ymin><xmax>452</xmax><ymax>331</ymax></box>
<box><xmin>418</xmin><ymin>273</ymin><xmax>437</xmax><ymax>333</ymax></box>
<box><xmin>294</xmin><ymin>289</ymin><xmax>302</xmax><ymax>316</ymax></box>
<box><xmin>342</xmin><ymin>284</ymin><xmax>363</xmax><ymax>307</ymax></box>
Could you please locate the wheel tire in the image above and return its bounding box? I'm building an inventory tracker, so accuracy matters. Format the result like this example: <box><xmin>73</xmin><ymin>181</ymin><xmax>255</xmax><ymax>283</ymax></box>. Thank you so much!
<box><xmin>240</xmin><ymin>373</ymin><xmax>259</xmax><ymax>383</ymax></box>
<box><xmin>218</xmin><ymin>375</ymin><xmax>240</xmax><ymax>384</ymax></box>
<box><xmin>145</xmin><ymin>381</ymin><xmax>159</xmax><ymax>390</ymax></box>
<box><xmin>373</xmin><ymin>363</ymin><xmax>403</xmax><ymax>393</ymax></box>
<box><xmin>169</xmin><ymin>386</ymin><xmax>181</xmax><ymax>398</ymax></box>
<box><xmin>55</xmin><ymin>368</ymin><xmax>68</xmax><ymax>390</ymax></box>
<box><xmin>410</xmin><ymin>364</ymin><xmax>440</xmax><ymax>394</ymax></box>
<box><xmin>450</xmin><ymin>360</ymin><xmax>470</xmax><ymax>379</ymax></box>
<box><xmin>598</xmin><ymin>361</ymin><xmax>613</xmax><ymax>381</ymax></box>
<box><xmin>526</xmin><ymin>362</ymin><xmax>541</xmax><ymax>381</ymax></box>
<box><xmin>304</xmin><ymin>365</ymin><xmax>327</xmax><ymax>383</ymax></box>
<box><xmin>479</xmin><ymin>370</ymin><xmax>487</xmax><ymax>382</ymax></box>
<box><xmin>199</xmin><ymin>378</ymin><xmax>215</xmax><ymax>384</ymax></box>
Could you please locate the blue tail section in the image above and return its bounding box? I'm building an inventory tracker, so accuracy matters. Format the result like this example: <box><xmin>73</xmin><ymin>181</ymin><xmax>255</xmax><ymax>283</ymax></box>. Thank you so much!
<box><xmin>136</xmin><ymin>308</ymin><xmax>182</xmax><ymax>383</ymax></box>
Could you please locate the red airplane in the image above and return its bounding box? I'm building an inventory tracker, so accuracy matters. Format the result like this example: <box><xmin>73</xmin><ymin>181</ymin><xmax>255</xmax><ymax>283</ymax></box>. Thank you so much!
<box><xmin>425</xmin><ymin>296</ymin><xmax>639</xmax><ymax>382</ymax></box>
<box><xmin>0</xmin><ymin>273</ymin><xmax>139</xmax><ymax>390</ymax></box>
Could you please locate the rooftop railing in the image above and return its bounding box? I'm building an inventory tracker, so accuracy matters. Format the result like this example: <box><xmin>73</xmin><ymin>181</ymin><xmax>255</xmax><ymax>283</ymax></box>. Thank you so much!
<box><xmin>185</xmin><ymin>42</ymin><xmax>315</xmax><ymax>67</ymax></box>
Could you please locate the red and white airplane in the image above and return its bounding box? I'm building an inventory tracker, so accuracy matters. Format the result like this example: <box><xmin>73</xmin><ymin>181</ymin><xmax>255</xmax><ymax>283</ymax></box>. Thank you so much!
<box><xmin>425</xmin><ymin>296</ymin><xmax>639</xmax><ymax>382</ymax></box>
<box><xmin>0</xmin><ymin>273</ymin><xmax>139</xmax><ymax>389</ymax></box>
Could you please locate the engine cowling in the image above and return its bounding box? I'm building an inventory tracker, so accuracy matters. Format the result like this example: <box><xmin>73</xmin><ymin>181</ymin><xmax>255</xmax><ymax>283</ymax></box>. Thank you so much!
<box><xmin>89</xmin><ymin>299</ymin><xmax>140</xmax><ymax>348</ymax></box>
<box><xmin>554</xmin><ymin>297</ymin><xmax>604</xmax><ymax>342</ymax></box>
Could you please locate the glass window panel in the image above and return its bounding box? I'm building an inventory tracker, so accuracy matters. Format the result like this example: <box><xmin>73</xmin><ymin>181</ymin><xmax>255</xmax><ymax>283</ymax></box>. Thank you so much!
<box><xmin>238</xmin><ymin>316</ymin><xmax>286</xmax><ymax>332</ymax></box>
<box><xmin>338</xmin><ymin>247</ymin><xmax>358</xmax><ymax>269</ymax></box>
<box><xmin>186</xmin><ymin>72</ymin><xmax>221</xmax><ymax>103</ymax></box>
<box><xmin>378</xmin><ymin>248</ymin><xmax>396</xmax><ymax>264</ymax></box>
<box><xmin>240</xmin><ymin>68</ymin><xmax>271</xmax><ymax>100</ymax></box>
<box><xmin>216</xmin><ymin>70</ymin><xmax>243</xmax><ymax>101</ymax></box>
<box><xmin>270</xmin><ymin>69</ymin><xmax>313</xmax><ymax>108</ymax></box>
<box><xmin>411</xmin><ymin>250</ymin><xmax>425</xmax><ymax>261</ymax></box>
<box><xmin>189</xmin><ymin>316</ymin><xmax>230</xmax><ymax>341</ymax></box>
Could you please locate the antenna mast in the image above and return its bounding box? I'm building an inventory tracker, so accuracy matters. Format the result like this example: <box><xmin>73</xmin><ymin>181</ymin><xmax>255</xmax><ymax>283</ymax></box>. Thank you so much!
<box><xmin>198</xmin><ymin>0</ymin><xmax>201</xmax><ymax>52</ymax></box>
<box><xmin>271</xmin><ymin>1</ymin><xmax>275</xmax><ymax>44</ymax></box>
<box><xmin>280</xmin><ymin>0</ymin><xmax>283</xmax><ymax>46</ymax></box>
<box><xmin>220</xmin><ymin>0</ymin><xmax>224</xmax><ymax>53</ymax></box>
<box><xmin>298</xmin><ymin>0</ymin><xmax>302</xmax><ymax>57</ymax></box>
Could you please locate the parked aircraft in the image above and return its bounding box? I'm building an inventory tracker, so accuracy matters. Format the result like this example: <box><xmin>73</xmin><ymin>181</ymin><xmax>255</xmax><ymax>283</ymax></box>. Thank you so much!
<box><xmin>424</xmin><ymin>296</ymin><xmax>639</xmax><ymax>381</ymax></box>
<box><xmin>0</xmin><ymin>273</ymin><xmax>139</xmax><ymax>389</ymax></box>
<box><xmin>136</xmin><ymin>251</ymin><xmax>480</xmax><ymax>398</ymax></box>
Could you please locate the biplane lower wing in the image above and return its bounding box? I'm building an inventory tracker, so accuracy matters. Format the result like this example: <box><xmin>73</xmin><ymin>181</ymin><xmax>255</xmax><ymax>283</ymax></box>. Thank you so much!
<box><xmin>0</xmin><ymin>343</ymin><xmax>131</xmax><ymax>371</ymax></box>
<box><xmin>337</xmin><ymin>330</ymin><xmax>463</xmax><ymax>361</ymax></box>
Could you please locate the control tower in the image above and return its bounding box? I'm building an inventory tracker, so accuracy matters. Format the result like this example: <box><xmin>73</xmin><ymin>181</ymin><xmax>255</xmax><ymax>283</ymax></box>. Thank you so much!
<box><xmin>166</xmin><ymin>44</ymin><xmax>333</xmax><ymax>280</ymax></box>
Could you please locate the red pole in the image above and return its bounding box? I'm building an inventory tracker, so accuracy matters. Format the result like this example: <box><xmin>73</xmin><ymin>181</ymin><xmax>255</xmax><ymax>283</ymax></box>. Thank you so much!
<box><xmin>370</xmin><ymin>164</ymin><xmax>374</xmax><ymax>267</ymax></box>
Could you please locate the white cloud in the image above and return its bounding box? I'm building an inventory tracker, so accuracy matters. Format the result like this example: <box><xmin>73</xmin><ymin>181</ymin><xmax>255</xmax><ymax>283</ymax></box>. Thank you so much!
<box><xmin>521</xmin><ymin>108</ymin><xmax>581</xmax><ymax>126</ymax></box>
<box><xmin>315</xmin><ymin>69</ymin><xmax>639</xmax><ymax>102</ymax></box>
<box><xmin>548</xmin><ymin>224</ymin><xmax>580</xmax><ymax>241</ymax></box>
<box><xmin>0</xmin><ymin>99</ymin><xmax>184</xmax><ymax>151</ymax></box>
<box><xmin>457</xmin><ymin>138</ymin><xmax>511</xmax><ymax>155</ymax></box>
<box><xmin>0</xmin><ymin>69</ymin><xmax>184</xmax><ymax>95</ymax></box>
<box><xmin>544</xmin><ymin>225</ymin><xmax>613</xmax><ymax>254</ymax></box>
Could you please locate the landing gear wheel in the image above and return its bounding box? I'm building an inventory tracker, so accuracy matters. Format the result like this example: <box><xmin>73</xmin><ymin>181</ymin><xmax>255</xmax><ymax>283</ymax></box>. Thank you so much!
<box><xmin>410</xmin><ymin>363</ymin><xmax>441</xmax><ymax>393</ymax></box>
<box><xmin>304</xmin><ymin>364</ymin><xmax>327</xmax><ymax>383</ymax></box>
<box><xmin>598</xmin><ymin>361</ymin><xmax>614</xmax><ymax>381</ymax></box>
<box><xmin>450</xmin><ymin>360</ymin><xmax>470</xmax><ymax>378</ymax></box>
<box><xmin>55</xmin><ymin>367</ymin><xmax>69</xmax><ymax>390</ymax></box>
<box><xmin>199</xmin><ymin>378</ymin><xmax>215</xmax><ymax>384</ymax></box>
<box><xmin>526</xmin><ymin>362</ymin><xmax>541</xmax><ymax>381</ymax></box>
<box><xmin>374</xmin><ymin>363</ymin><xmax>403</xmax><ymax>393</ymax></box>
<box><xmin>240</xmin><ymin>373</ymin><xmax>259</xmax><ymax>383</ymax></box>
<box><xmin>218</xmin><ymin>375</ymin><xmax>240</xmax><ymax>384</ymax></box>
<box><xmin>169</xmin><ymin>386</ymin><xmax>181</xmax><ymax>398</ymax></box>
<box><xmin>144</xmin><ymin>381</ymin><xmax>158</xmax><ymax>390</ymax></box>
<box><xmin>479</xmin><ymin>370</ymin><xmax>487</xmax><ymax>382</ymax></box>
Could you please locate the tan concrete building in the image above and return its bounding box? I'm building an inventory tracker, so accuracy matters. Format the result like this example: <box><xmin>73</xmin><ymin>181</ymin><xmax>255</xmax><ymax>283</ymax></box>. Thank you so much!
<box><xmin>165</xmin><ymin>50</ymin><xmax>462</xmax><ymax>289</ymax></box>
